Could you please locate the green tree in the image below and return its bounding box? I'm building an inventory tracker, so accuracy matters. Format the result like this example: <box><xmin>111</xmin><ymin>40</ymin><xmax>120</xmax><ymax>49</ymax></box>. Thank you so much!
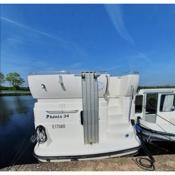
<box><xmin>6</xmin><ymin>72</ymin><xmax>25</xmax><ymax>89</ymax></box>
<box><xmin>0</xmin><ymin>72</ymin><xmax>5</xmax><ymax>85</ymax></box>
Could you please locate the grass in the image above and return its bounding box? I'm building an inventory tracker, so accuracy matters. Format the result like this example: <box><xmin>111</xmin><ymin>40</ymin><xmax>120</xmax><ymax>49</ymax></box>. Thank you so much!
<box><xmin>0</xmin><ymin>90</ymin><xmax>31</xmax><ymax>96</ymax></box>
<box><xmin>0</xmin><ymin>86</ymin><xmax>31</xmax><ymax>96</ymax></box>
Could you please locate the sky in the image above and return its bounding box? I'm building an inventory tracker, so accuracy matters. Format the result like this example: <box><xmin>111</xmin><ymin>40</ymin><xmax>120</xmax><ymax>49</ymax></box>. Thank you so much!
<box><xmin>0</xmin><ymin>4</ymin><xmax>175</xmax><ymax>86</ymax></box>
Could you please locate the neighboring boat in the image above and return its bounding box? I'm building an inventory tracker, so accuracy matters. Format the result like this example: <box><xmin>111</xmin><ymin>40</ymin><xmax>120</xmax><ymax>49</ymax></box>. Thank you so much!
<box><xmin>134</xmin><ymin>88</ymin><xmax>175</xmax><ymax>142</ymax></box>
<box><xmin>28</xmin><ymin>71</ymin><xmax>140</xmax><ymax>162</ymax></box>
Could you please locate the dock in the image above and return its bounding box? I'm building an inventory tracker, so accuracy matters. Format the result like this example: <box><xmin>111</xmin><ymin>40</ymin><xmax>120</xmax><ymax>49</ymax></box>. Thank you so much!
<box><xmin>2</xmin><ymin>154</ymin><xmax>175</xmax><ymax>171</ymax></box>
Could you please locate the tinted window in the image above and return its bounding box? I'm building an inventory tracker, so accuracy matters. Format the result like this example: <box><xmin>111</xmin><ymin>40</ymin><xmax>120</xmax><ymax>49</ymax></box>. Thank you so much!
<box><xmin>146</xmin><ymin>93</ymin><xmax>158</xmax><ymax>114</ymax></box>
<box><xmin>160</xmin><ymin>94</ymin><xmax>175</xmax><ymax>112</ymax></box>
<box><xmin>135</xmin><ymin>95</ymin><xmax>143</xmax><ymax>113</ymax></box>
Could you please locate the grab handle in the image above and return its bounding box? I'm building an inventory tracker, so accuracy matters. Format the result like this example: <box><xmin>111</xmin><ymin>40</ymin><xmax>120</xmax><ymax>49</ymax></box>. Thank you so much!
<box><xmin>80</xmin><ymin>111</ymin><xmax>84</xmax><ymax>125</ymax></box>
<box><xmin>103</xmin><ymin>75</ymin><xmax>110</xmax><ymax>101</ymax></box>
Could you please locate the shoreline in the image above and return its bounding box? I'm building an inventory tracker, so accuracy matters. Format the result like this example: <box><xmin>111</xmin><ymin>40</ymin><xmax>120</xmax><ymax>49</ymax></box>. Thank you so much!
<box><xmin>0</xmin><ymin>90</ymin><xmax>31</xmax><ymax>96</ymax></box>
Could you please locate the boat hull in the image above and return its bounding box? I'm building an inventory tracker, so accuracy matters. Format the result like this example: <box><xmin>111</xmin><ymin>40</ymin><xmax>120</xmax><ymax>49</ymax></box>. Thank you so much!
<box><xmin>34</xmin><ymin>146</ymin><xmax>140</xmax><ymax>162</ymax></box>
<box><xmin>28</xmin><ymin>72</ymin><xmax>141</xmax><ymax>162</ymax></box>
<box><xmin>136</xmin><ymin>124</ymin><xmax>175</xmax><ymax>142</ymax></box>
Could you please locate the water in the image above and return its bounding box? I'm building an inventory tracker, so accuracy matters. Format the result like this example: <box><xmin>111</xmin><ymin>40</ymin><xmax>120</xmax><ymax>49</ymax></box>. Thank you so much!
<box><xmin>0</xmin><ymin>96</ymin><xmax>38</xmax><ymax>169</ymax></box>
<box><xmin>0</xmin><ymin>96</ymin><xmax>175</xmax><ymax>169</ymax></box>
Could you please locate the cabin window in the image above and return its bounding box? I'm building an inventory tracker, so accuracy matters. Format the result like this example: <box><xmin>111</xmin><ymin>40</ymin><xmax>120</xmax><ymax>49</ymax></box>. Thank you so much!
<box><xmin>135</xmin><ymin>95</ymin><xmax>143</xmax><ymax>113</ymax></box>
<box><xmin>160</xmin><ymin>94</ymin><xmax>175</xmax><ymax>112</ymax></box>
<box><xmin>145</xmin><ymin>93</ymin><xmax>158</xmax><ymax>114</ymax></box>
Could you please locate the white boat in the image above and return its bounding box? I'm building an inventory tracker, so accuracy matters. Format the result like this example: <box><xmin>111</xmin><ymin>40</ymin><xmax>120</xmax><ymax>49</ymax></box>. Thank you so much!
<box><xmin>134</xmin><ymin>88</ymin><xmax>175</xmax><ymax>142</ymax></box>
<box><xmin>28</xmin><ymin>71</ymin><xmax>140</xmax><ymax>162</ymax></box>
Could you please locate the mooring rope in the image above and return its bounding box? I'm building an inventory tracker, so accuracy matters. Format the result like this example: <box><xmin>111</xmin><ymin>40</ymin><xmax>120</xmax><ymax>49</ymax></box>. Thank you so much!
<box><xmin>133</xmin><ymin>118</ymin><xmax>155</xmax><ymax>171</ymax></box>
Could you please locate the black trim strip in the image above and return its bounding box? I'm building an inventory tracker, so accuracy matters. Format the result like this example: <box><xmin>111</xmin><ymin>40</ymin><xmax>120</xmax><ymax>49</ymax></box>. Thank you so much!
<box><xmin>33</xmin><ymin>146</ymin><xmax>140</xmax><ymax>161</ymax></box>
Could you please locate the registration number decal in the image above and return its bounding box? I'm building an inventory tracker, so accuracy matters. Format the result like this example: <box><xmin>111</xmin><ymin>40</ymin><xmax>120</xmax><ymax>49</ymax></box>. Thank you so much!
<box><xmin>52</xmin><ymin>124</ymin><xmax>66</xmax><ymax>129</ymax></box>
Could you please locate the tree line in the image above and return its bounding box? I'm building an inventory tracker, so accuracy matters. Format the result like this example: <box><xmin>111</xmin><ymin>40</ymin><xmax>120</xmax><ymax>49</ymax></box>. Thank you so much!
<box><xmin>1</xmin><ymin>72</ymin><xmax>175</xmax><ymax>91</ymax></box>
<box><xmin>0</xmin><ymin>72</ymin><xmax>27</xmax><ymax>90</ymax></box>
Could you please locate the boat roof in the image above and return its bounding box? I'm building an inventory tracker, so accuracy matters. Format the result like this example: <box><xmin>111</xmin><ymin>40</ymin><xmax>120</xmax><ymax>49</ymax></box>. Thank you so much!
<box><xmin>28</xmin><ymin>70</ymin><xmax>139</xmax><ymax>76</ymax></box>
<box><xmin>29</xmin><ymin>70</ymin><xmax>107</xmax><ymax>76</ymax></box>
<box><xmin>138</xmin><ymin>88</ymin><xmax>175</xmax><ymax>94</ymax></box>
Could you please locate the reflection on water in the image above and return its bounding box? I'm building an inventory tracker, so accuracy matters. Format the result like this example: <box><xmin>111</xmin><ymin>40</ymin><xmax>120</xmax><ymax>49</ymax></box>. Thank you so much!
<box><xmin>0</xmin><ymin>97</ymin><xmax>13</xmax><ymax>124</ymax></box>
<box><xmin>15</xmin><ymin>96</ymin><xmax>29</xmax><ymax>114</ymax></box>
<box><xmin>0</xmin><ymin>96</ymin><xmax>37</xmax><ymax>169</ymax></box>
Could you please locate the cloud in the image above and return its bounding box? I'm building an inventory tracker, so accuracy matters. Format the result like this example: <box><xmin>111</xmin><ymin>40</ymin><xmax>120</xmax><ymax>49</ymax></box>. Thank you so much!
<box><xmin>0</xmin><ymin>16</ymin><xmax>87</xmax><ymax>57</ymax></box>
<box><xmin>0</xmin><ymin>16</ymin><xmax>51</xmax><ymax>37</ymax></box>
<box><xmin>104</xmin><ymin>5</ymin><xmax>152</xmax><ymax>69</ymax></box>
<box><xmin>105</xmin><ymin>5</ymin><xmax>135</xmax><ymax>45</ymax></box>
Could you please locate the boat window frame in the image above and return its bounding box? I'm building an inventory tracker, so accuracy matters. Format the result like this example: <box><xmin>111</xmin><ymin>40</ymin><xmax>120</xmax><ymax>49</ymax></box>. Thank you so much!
<box><xmin>159</xmin><ymin>93</ymin><xmax>175</xmax><ymax>113</ymax></box>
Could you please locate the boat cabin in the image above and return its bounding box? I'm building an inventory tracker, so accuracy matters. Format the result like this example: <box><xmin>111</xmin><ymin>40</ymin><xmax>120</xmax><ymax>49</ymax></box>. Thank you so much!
<box><xmin>134</xmin><ymin>88</ymin><xmax>175</xmax><ymax>141</ymax></box>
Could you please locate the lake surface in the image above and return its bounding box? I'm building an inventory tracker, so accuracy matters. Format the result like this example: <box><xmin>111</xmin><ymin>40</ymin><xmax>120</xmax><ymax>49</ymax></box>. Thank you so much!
<box><xmin>0</xmin><ymin>96</ymin><xmax>37</xmax><ymax>169</ymax></box>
